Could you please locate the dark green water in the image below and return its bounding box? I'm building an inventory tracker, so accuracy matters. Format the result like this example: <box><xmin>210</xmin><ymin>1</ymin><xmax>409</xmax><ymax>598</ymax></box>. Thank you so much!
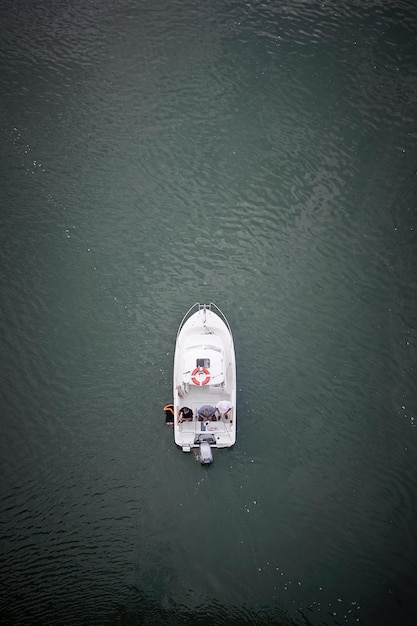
<box><xmin>1</xmin><ymin>1</ymin><xmax>417</xmax><ymax>624</ymax></box>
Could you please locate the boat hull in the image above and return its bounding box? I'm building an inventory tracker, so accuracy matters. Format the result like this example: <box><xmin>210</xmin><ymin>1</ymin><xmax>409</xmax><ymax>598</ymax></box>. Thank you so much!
<box><xmin>173</xmin><ymin>303</ymin><xmax>236</xmax><ymax>454</ymax></box>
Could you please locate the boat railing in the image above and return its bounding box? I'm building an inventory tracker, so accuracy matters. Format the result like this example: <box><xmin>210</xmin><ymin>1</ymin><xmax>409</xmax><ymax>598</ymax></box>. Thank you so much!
<box><xmin>207</xmin><ymin>302</ymin><xmax>233</xmax><ymax>337</ymax></box>
<box><xmin>176</xmin><ymin>302</ymin><xmax>200</xmax><ymax>340</ymax></box>
<box><xmin>176</xmin><ymin>302</ymin><xmax>233</xmax><ymax>340</ymax></box>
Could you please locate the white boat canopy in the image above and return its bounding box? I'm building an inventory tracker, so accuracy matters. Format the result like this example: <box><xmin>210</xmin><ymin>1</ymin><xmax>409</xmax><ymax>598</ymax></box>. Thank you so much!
<box><xmin>182</xmin><ymin>335</ymin><xmax>225</xmax><ymax>386</ymax></box>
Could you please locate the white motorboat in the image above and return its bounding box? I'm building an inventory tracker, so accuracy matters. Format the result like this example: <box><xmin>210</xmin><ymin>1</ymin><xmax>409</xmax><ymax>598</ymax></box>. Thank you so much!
<box><xmin>173</xmin><ymin>302</ymin><xmax>236</xmax><ymax>464</ymax></box>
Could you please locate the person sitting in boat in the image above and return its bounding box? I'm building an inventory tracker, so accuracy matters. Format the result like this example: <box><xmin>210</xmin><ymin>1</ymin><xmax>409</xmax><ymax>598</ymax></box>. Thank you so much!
<box><xmin>215</xmin><ymin>400</ymin><xmax>233</xmax><ymax>419</ymax></box>
<box><xmin>163</xmin><ymin>403</ymin><xmax>174</xmax><ymax>426</ymax></box>
<box><xmin>197</xmin><ymin>404</ymin><xmax>216</xmax><ymax>421</ymax></box>
<box><xmin>179</xmin><ymin>406</ymin><xmax>193</xmax><ymax>422</ymax></box>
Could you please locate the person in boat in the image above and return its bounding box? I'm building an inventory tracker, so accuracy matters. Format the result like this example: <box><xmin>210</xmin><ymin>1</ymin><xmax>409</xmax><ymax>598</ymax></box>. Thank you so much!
<box><xmin>163</xmin><ymin>403</ymin><xmax>174</xmax><ymax>426</ymax></box>
<box><xmin>179</xmin><ymin>406</ymin><xmax>193</xmax><ymax>422</ymax></box>
<box><xmin>197</xmin><ymin>404</ymin><xmax>216</xmax><ymax>421</ymax></box>
<box><xmin>215</xmin><ymin>400</ymin><xmax>233</xmax><ymax>419</ymax></box>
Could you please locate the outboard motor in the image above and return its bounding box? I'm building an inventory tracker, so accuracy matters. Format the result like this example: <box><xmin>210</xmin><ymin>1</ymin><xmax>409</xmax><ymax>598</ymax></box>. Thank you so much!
<box><xmin>199</xmin><ymin>441</ymin><xmax>213</xmax><ymax>465</ymax></box>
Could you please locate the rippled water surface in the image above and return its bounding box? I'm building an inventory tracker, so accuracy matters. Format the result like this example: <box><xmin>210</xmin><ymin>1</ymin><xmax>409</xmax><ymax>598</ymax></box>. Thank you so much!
<box><xmin>1</xmin><ymin>0</ymin><xmax>417</xmax><ymax>624</ymax></box>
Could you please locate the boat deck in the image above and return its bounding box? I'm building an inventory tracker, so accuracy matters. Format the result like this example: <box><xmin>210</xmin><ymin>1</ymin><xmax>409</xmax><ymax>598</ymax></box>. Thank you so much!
<box><xmin>176</xmin><ymin>416</ymin><xmax>235</xmax><ymax>449</ymax></box>
<box><xmin>176</xmin><ymin>387</ymin><xmax>235</xmax><ymax>449</ymax></box>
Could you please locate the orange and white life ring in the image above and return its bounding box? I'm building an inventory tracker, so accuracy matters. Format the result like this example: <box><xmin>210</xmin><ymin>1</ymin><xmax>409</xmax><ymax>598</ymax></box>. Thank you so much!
<box><xmin>191</xmin><ymin>367</ymin><xmax>211</xmax><ymax>386</ymax></box>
